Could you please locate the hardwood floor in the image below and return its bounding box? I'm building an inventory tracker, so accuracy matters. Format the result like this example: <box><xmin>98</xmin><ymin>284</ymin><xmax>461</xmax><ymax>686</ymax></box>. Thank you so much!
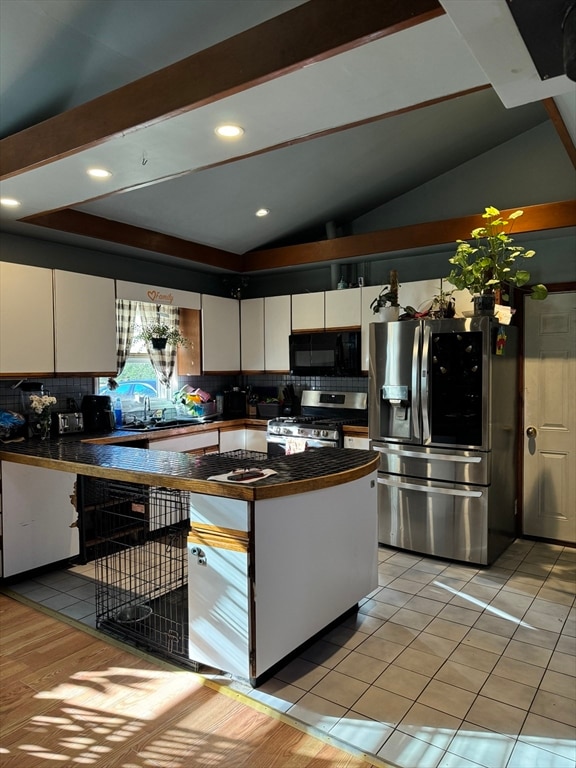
<box><xmin>0</xmin><ymin>593</ymin><xmax>388</xmax><ymax>768</ymax></box>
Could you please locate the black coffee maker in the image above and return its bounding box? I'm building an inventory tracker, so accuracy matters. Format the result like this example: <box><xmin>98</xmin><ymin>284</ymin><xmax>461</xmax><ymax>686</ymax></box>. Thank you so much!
<box><xmin>81</xmin><ymin>395</ymin><xmax>115</xmax><ymax>433</ymax></box>
<box><xmin>223</xmin><ymin>388</ymin><xmax>246</xmax><ymax>419</ymax></box>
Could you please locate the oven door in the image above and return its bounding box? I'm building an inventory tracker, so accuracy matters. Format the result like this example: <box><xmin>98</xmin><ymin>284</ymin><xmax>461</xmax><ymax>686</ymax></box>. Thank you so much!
<box><xmin>267</xmin><ymin>434</ymin><xmax>337</xmax><ymax>456</ymax></box>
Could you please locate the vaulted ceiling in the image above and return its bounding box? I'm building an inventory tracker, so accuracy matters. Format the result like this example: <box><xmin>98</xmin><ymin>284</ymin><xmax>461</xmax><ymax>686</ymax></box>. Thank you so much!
<box><xmin>1</xmin><ymin>0</ymin><xmax>574</xmax><ymax>275</ymax></box>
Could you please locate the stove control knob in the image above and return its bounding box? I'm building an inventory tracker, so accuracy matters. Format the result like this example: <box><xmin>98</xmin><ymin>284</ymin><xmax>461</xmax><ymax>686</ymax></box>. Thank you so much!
<box><xmin>321</xmin><ymin>430</ymin><xmax>329</xmax><ymax>438</ymax></box>
<box><xmin>313</xmin><ymin>429</ymin><xmax>320</xmax><ymax>437</ymax></box>
<box><xmin>282</xmin><ymin>427</ymin><xmax>291</xmax><ymax>435</ymax></box>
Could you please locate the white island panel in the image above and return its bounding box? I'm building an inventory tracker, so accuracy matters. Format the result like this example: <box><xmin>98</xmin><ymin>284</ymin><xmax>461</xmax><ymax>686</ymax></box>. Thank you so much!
<box><xmin>253</xmin><ymin>471</ymin><xmax>377</xmax><ymax>677</ymax></box>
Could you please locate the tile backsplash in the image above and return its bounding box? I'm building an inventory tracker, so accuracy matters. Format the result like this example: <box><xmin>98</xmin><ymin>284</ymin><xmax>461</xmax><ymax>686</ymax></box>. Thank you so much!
<box><xmin>1</xmin><ymin>373</ymin><xmax>369</xmax><ymax>419</ymax></box>
<box><xmin>0</xmin><ymin>377</ymin><xmax>95</xmax><ymax>416</ymax></box>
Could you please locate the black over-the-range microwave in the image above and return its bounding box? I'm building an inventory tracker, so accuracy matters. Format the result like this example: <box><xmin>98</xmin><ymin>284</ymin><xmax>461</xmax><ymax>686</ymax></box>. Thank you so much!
<box><xmin>289</xmin><ymin>330</ymin><xmax>361</xmax><ymax>376</ymax></box>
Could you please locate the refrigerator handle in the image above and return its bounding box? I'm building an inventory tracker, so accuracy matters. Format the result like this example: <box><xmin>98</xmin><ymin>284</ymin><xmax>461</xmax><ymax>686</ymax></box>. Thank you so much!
<box><xmin>412</xmin><ymin>325</ymin><xmax>421</xmax><ymax>440</ymax></box>
<box><xmin>377</xmin><ymin>477</ymin><xmax>483</xmax><ymax>498</ymax></box>
<box><xmin>421</xmin><ymin>323</ymin><xmax>431</xmax><ymax>442</ymax></box>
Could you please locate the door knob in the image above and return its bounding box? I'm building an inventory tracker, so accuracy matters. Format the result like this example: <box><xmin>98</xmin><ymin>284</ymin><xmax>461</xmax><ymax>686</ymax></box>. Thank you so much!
<box><xmin>526</xmin><ymin>426</ymin><xmax>537</xmax><ymax>438</ymax></box>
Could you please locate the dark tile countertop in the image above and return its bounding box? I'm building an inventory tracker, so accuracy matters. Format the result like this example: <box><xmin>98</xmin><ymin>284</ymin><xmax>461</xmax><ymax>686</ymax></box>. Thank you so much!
<box><xmin>0</xmin><ymin>437</ymin><xmax>378</xmax><ymax>501</ymax></box>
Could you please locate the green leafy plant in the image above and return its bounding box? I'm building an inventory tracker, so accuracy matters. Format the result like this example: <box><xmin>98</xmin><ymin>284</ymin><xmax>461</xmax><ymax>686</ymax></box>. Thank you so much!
<box><xmin>137</xmin><ymin>322</ymin><xmax>189</xmax><ymax>347</ymax></box>
<box><xmin>430</xmin><ymin>286</ymin><xmax>456</xmax><ymax>318</ymax></box>
<box><xmin>446</xmin><ymin>206</ymin><xmax>547</xmax><ymax>301</ymax></box>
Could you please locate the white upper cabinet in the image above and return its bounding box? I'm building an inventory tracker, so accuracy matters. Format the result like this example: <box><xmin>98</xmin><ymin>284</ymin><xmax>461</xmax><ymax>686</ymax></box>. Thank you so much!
<box><xmin>53</xmin><ymin>271</ymin><xmax>117</xmax><ymax>374</ymax></box>
<box><xmin>452</xmin><ymin>288</ymin><xmax>474</xmax><ymax>316</ymax></box>
<box><xmin>116</xmin><ymin>280</ymin><xmax>201</xmax><ymax>309</ymax></box>
<box><xmin>291</xmin><ymin>291</ymin><xmax>324</xmax><ymax>331</ymax></box>
<box><xmin>292</xmin><ymin>289</ymin><xmax>361</xmax><ymax>331</ymax></box>
<box><xmin>398</xmin><ymin>278</ymin><xmax>438</xmax><ymax>314</ymax></box>
<box><xmin>241</xmin><ymin>298</ymin><xmax>264</xmax><ymax>372</ymax></box>
<box><xmin>325</xmin><ymin>287</ymin><xmax>361</xmax><ymax>328</ymax></box>
<box><xmin>0</xmin><ymin>262</ymin><xmax>54</xmax><ymax>376</ymax></box>
<box><xmin>264</xmin><ymin>294</ymin><xmax>291</xmax><ymax>371</ymax></box>
<box><xmin>202</xmin><ymin>295</ymin><xmax>240</xmax><ymax>372</ymax></box>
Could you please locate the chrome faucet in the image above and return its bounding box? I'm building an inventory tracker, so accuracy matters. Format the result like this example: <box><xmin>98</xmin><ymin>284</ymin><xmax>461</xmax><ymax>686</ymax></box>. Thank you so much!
<box><xmin>143</xmin><ymin>395</ymin><xmax>151</xmax><ymax>420</ymax></box>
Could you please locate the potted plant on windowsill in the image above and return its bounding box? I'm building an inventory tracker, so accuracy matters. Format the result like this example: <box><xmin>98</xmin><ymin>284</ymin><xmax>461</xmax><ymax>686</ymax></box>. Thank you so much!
<box><xmin>370</xmin><ymin>269</ymin><xmax>400</xmax><ymax>321</ymax></box>
<box><xmin>446</xmin><ymin>206</ymin><xmax>547</xmax><ymax>315</ymax></box>
<box><xmin>138</xmin><ymin>322</ymin><xmax>189</xmax><ymax>350</ymax></box>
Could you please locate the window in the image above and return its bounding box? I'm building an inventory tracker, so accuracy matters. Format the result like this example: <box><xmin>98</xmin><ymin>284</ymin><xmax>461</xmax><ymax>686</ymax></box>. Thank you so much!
<box><xmin>97</xmin><ymin>304</ymin><xmax>177</xmax><ymax>417</ymax></box>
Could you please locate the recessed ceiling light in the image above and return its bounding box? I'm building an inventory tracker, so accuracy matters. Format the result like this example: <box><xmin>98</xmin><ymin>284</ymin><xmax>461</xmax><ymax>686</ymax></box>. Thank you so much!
<box><xmin>255</xmin><ymin>208</ymin><xmax>270</xmax><ymax>217</ymax></box>
<box><xmin>215</xmin><ymin>124</ymin><xmax>244</xmax><ymax>138</ymax></box>
<box><xmin>87</xmin><ymin>168</ymin><xmax>112</xmax><ymax>179</ymax></box>
<box><xmin>0</xmin><ymin>197</ymin><xmax>20</xmax><ymax>208</ymax></box>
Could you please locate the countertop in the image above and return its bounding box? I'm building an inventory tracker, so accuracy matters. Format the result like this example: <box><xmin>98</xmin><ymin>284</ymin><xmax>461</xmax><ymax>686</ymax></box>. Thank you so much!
<box><xmin>83</xmin><ymin>418</ymin><xmax>368</xmax><ymax>446</ymax></box>
<box><xmin>0</xmin><ymin>422</ymin><xmax>376</xmax><ymax>501</ymax></box>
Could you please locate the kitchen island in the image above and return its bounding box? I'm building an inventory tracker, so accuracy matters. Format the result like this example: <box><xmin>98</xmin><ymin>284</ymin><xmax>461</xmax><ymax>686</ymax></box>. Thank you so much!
<box><xmin>0</xmin><ymin>437</ymin><xmax>378</xmax><ymax>685</ymax></box>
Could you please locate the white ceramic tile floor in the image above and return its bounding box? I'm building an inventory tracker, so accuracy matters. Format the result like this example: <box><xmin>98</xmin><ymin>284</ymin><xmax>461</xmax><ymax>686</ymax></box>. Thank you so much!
<box><xmin>5</xmin><ymin>538</ymin><xmax>576</xmax><ymax>768</ymax></box>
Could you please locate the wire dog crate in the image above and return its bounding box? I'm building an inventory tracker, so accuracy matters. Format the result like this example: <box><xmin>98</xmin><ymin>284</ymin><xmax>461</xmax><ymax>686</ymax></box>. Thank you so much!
<box><xmin>87</xmin><ymin>478</ymin><xmax>196</xmax><ymax>668</ymax></box>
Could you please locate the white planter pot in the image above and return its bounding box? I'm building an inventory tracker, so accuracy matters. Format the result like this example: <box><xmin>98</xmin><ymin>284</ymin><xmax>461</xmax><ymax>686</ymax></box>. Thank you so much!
<box><xmin>378</xmin><ymin>306</ymin><xmax>400</xmax><ymax>322</ymax></box>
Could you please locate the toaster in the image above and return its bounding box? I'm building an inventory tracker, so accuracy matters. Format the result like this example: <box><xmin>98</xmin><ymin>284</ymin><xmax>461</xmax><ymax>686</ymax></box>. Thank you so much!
<box><xmin>55</xmin><ymin>412</ymin><xmax>84</xmax><ymax>434</ymax></box>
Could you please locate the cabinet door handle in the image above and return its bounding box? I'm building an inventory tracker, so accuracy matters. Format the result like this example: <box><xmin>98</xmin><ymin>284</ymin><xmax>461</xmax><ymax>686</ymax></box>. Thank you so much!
<box><xmin>526</xmin><ymin>426</ymin><xmax>537</xmax><ymax>438</ymax></box>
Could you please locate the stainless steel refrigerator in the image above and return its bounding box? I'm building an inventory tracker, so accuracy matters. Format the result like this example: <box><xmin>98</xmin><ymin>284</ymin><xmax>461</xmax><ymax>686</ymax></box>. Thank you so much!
<box><xmin>369</xmin><ymin>316</ymin><xmax>517</xmax><ymax>565</ymax></box>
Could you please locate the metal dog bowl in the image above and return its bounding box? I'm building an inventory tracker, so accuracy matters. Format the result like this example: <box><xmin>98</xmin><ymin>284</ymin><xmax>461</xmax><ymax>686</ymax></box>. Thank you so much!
<box><xmin>115</xmin><ymin>604</ymin><xmax>153</xmax><ymax>624</ymax></box>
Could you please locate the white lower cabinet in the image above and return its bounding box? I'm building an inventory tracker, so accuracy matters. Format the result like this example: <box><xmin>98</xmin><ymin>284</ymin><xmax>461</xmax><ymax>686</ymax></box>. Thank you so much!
<box><xmin>344</xmin><ymin>435</ymin><xmax>370</xmax><ymax>450</ymax></box>
<box><xmin>219</xmin><ymin>429</ymin><xmax>245</xmax><ymax>453</ymax></box>
<box><xmin>1</xmin><ymin>462</ymin><xmax>78</xmax><ymax>577</ymax></box>
<box><xmin>219</xmin><ymin>428</ymin><xmax>266</xmax><ymax>454</ymax></box>
<box><xmin>148</xmin><ymin>431</ymin><xmax>219</xmax><ymax>453</ymax></box>
<box><xmin>246</xmin><ymin>429</ymin><xmax>267</xmax><ymax>453</ymax></box>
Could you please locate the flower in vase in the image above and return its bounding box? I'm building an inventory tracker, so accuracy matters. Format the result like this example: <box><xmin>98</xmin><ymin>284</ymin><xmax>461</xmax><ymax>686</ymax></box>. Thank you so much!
<box><xmin>29</xmin><ymin>394</ymin><xmax>57</xmax><ymax>439</ymax></box>
<box><xmin>29</xmin><ymin>394</ymin><xmax>57</xmax><ymax>414</ymax></box>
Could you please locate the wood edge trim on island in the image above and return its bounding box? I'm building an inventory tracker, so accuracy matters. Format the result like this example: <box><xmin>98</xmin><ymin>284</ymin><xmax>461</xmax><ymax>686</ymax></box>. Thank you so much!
<box><xmin>0</xmin><ymin>451</ymin><xmax>379</xmax><ymax>502</ymax></box>
<box><xmin>188</xmin><ymin>526</ymin><xmax>249</xmax><ymax>553</ymax></box>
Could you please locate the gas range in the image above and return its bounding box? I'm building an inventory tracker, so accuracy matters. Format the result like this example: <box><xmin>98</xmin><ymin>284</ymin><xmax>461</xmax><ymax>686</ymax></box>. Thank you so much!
<box><xmin>266</xmin><ymin>390</ymin><xmax>367</xmax><ymax>454</ymax></box>
<box><xmin>267</xmin><ymin>416</ymin><xmax>344</xmax><ymax>442</ymax></box>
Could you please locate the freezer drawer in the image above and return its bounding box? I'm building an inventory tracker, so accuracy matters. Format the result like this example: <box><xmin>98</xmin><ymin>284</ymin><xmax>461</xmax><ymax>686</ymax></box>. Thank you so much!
<box><xmin>372</xmin><ymin>442</ymin><xmax>490</xmax><ymax>485</ymax></box>
<box><xmin>377</xmin><ymin>474</ymin><xmax>489</xmax><ymax>564</ymax></box>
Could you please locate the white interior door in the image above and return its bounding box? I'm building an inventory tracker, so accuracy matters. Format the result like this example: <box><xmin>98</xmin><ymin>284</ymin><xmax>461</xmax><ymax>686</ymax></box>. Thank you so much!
<box><xmin>523</xmin><ymin>292</ymin><xmax>576</xmax><ymax>542</ymax></box>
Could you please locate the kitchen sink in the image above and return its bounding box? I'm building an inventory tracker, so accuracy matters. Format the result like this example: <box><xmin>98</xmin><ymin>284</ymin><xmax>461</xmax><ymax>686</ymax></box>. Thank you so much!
<box><xmin>122</xmin><ymin>419</ymin><xmax>202</xmax><ymax>432</ymax></box>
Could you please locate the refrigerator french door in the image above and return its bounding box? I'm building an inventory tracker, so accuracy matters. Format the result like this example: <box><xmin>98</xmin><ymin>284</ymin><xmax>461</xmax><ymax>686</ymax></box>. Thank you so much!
<box><xmin>369</xmin><ymin>316</ymin><xmax>517</xmax><ymax>565</ymax></box>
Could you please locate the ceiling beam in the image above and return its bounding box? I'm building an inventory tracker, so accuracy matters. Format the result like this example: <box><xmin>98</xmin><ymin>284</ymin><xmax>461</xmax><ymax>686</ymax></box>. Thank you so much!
<box><xmin>543</xmin><ymin>98</ymin><xmax>576</xmax><ymax>169</ymax></box>
<box><xmin>0</xmin><ymin>0</ymin><xmax>443</xmax><ymax>181</ymax></box>
<box><xmin>25</xmin><ymin>201</ymin><xmax>576</xmax><ymax>275</ymax></box>
<box><xmin>241</xmin><ymin>201</ymin><xmax>576</xmax><ymax>271</ymax></box>
<box><xmin>23</xmin><ymin>210</ymin><xmax>239</xmax><ymax>272</ymax></box>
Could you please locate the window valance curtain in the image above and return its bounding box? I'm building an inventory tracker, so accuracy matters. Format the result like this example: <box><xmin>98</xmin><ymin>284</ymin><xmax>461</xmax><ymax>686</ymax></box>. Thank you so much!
<box><xmin>115</xmin><ymin>299</ymin><xmax>136</xmax><ymax>377</ymax></box>
<box><xmin>139</xmin><ymin>303</ymin><xmax>179</xmax><ymax>388</ymax></box>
